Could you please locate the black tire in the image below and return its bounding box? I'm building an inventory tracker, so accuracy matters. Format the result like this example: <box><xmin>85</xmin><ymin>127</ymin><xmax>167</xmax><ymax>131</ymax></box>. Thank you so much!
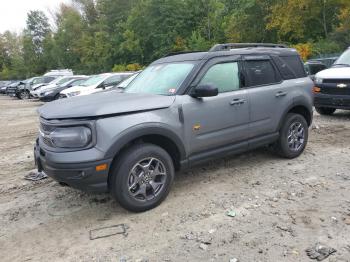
<box><xmin>19</xmin><ymin>90</ymin><xmax>30</xmax><ymax>100</ymax></box>
<box><xmin>315</xmin><ymin>107</ymin><xmax>336</xmax><ymax>115</ymax></box>
<box><xmin>109</xmin><ymin>143</ymin><xmax>175</xmax><ymax>212</ymax></box>
<box><xmin>274</xmin><ymin>113</ymin><xmax>309</xmax><ymax>159</ymax></box>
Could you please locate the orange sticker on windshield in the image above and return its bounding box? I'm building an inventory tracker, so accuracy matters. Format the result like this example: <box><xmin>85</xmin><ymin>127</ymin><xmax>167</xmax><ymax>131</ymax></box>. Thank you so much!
<box><xmin>168</xmin><ymin>88</ymin><xmax>176</xmax><ymax>94</ymax></box>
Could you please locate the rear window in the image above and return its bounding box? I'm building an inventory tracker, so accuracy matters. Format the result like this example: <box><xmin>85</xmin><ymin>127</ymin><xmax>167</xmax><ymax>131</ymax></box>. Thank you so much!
<box><xmin>245</xmin><ymin>60</ymin><xmax>281</xmax><ymax>86</ymax></box>
<box><xmin>273</xmin><ymin>55</ymin><xmax>307</xmax><ymax>79</ymax></box>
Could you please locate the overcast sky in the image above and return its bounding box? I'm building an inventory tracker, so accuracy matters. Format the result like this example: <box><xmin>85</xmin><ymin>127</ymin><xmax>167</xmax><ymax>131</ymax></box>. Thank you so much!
<box><xmin>0</xmin><ymin>0</ymin><xmax>71</xmax><ymax>33</ymax></box>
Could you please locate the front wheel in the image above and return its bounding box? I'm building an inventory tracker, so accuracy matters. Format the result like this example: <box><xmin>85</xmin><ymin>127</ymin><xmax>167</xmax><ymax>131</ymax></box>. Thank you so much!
<box><xmin>109</xmin><ymin>143</ymin><xmax>175</xmax><ymax>212</ymax></box>
<box><xmin>274</xmin><ymin>113</ymin><xmax>309</xmax><ymax>159</ymax></box>
<box><xmin>19</xmin><ymin>90</ymin><xmax>30</xmax><ymax>100</ymax></box>
<box><xmin>315</xmin><ymin>107</ymin><xmax>336</xmax><ymax>115</ymax></box>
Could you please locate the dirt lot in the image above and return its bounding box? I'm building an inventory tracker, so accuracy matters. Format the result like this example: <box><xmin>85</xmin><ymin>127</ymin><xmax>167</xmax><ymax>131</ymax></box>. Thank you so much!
<box><xmin>0</xmin><ymin>95</ymin><xmax>349</xmax><ymax>262</ymax></box>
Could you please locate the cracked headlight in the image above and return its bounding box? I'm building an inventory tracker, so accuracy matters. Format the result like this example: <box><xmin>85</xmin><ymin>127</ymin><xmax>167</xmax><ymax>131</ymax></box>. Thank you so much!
<box><xmin>50</xmin><ymin>126</ymin><xmax>92</xmax><ymax>148</ymax></box>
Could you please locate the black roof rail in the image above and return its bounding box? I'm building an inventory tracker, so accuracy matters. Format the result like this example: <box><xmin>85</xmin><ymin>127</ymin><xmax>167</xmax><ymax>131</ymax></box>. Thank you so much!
<box><xmin>163</xmin><ymin>51</ymin><xmax>203</xmax><ymax>57</ymax></box>
<box><xmin>209</xmin><ymin>43</ymin><xmax>288</xmax><ymax>52</ymax></box>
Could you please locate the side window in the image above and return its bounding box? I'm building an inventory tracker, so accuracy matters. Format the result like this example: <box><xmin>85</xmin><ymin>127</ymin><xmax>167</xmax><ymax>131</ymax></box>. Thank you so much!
<box><xmin>103</xmin><ymin>75</ymin><xmax>122</xmax><ymax>86</ymax></box>
<box><xmin>245</xmin><ymin>60</ymin><xmax>281</xmax><ymax>87</ymax></box>
<box><xmin>199</xmin><ymin>62</ymin><xmax>240</xmax><ymax>93</ymax></box>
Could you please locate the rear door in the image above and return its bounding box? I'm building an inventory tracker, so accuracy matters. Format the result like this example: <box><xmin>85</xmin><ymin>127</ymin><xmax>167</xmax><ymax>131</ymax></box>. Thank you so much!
<box><xmin>243</xmin><ymin>56</ymin><xmax>290</xmax><ymax>137</ymax></box>
<box><xmin>182</xmin><ymin>57</ymin><xmax>250</xmax><ymax>155</ymax></box>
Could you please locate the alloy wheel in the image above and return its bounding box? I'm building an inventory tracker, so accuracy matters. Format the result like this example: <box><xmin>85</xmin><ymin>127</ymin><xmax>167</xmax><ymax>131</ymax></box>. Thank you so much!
<box><xmin>127</xmin><ymin>157</ymin><xmax>167</xmax><ymax>202</ymax></box>
<box><xmin>287</xmin><ymin>121</ymin><xmax>305</xmax><ymax>152</ymax></box>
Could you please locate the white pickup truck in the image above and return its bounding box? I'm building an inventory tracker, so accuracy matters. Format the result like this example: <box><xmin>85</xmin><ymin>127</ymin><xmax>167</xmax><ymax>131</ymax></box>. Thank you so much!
<box><xmin>314</xmin><ymin>47</ymin><xmax>350</xmax><ymax>115</ymax></box>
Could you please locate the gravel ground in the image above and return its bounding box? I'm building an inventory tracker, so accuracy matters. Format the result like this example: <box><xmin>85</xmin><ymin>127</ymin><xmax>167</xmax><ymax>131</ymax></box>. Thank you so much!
<box><xmin>0</xmin><ymin>95</ymin><xmax>349</xmax><ymax>262</ymax></box>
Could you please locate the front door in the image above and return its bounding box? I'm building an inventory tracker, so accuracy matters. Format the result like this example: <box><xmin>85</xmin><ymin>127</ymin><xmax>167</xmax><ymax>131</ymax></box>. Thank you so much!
<box><xmin>181</xmin><ymin>60</ymin><xmax>250</xmax><ymax>156</ymax></box>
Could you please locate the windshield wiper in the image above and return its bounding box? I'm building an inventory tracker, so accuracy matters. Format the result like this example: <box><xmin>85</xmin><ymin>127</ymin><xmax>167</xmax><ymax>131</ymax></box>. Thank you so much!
<box><xmin>332</xmin><ymin>63</ymin><xmax>350</xmax><ymax>67</ymax></box>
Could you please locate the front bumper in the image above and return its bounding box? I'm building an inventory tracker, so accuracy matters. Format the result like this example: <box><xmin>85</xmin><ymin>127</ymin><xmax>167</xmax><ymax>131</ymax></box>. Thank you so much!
<box><xmin>34</xmin><ymin>139</ymin><xmax>112</xmax><ymax>193</ymax></box>
<box><xmin>39</xmin><ymin>93</ymin><xmax>57</xmax><ymax>102</ymax></box>
<box><xmin>314</xmin><ymin>93</ymin><xmax>350</xmax><ymax>110</ymax></box>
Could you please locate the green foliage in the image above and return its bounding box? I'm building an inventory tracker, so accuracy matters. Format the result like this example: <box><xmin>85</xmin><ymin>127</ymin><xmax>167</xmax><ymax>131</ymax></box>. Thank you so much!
<box><xmin>1</xmin><ymin>0</ymin><xmax>350</xmax><ymax>80</ymax></box>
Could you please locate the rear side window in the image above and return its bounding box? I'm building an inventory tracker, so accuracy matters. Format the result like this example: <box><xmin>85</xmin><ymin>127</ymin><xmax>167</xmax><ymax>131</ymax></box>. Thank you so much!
<box><xmin>273</xmin><ymin>55</ymin><xmax>307</xmax><ymax>79</ymax></box>
<box><xmin>199</xmin><ymin>62</ymin><xmax>240</xmax><ymax>93</ymax></box>
<box><xmin>245</xmin><ymin>60</ymin><xmax>281</xmax><ymax>86</ymax></box>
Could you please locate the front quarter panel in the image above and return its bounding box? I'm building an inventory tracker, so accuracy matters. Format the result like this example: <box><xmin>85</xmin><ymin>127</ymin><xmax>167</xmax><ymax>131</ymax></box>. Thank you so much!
<box><xmin>95</xmin><ymin>104</ymin><xmax>186</xmax><ymax>160</ymax></box>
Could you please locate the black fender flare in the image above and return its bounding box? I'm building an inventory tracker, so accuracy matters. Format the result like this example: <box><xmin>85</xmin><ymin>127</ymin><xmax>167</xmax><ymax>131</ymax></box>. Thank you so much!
<box><xmin>105</xmin><ymin>123</ymin><xmax>187</xmax><ymax>161</ymax></box>
<box><xmin>278</xmin><ymin>98</ymin><xmax>313</xmax><ymax>130</ymax></box>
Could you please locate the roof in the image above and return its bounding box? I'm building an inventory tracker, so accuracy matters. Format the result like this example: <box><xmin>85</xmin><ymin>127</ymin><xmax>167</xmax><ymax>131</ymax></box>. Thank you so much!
<box><xmin>153</xmin><ymin>47</ymin><xmax>299</xmax><ymax>64</ymax></box>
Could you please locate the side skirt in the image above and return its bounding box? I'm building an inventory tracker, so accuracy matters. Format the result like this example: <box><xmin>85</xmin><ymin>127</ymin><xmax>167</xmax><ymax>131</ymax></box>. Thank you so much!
<box><xmin>180</xmin><ymin>132</ymin><xmax>279</xmax><ymax>170</ymax></box>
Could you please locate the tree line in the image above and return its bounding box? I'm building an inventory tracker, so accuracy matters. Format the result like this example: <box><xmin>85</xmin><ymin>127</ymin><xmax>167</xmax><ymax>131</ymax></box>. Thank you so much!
<box><xmin>1</xmin><ymin>0</ymin><xmax>350</xmax><ymax>80</ymax></box>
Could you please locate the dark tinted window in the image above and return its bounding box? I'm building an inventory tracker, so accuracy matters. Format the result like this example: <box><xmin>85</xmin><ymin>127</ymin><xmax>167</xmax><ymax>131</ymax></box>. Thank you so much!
<box><xmin>245</xmin><ymin>60</ymin><xmax>280</xmax><ymax>86</ymax></box>
<box><xmin>273</xmin><ymin>55</ymin><xmax>306</xmax><ymax>79</ymax></box>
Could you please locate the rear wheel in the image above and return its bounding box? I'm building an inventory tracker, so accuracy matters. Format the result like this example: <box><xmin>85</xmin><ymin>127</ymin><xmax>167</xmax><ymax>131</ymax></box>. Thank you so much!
<box><xmin>110</xmin><ymin>143</ymin><xmax>175</xmax><ymax>212</ymax></box>
<box><xmin>315</xmin><ymin>107</ymin><xmax>336</xmax><ymax>115</ymax></box>
<box><xmin>274</xmin><ymin>113</ymin><xmax>309</xmax><ymax>158</ymax></box>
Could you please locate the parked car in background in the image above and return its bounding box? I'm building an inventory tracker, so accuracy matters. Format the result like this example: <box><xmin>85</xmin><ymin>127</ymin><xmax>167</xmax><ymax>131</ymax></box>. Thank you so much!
<box><xmin>60</xmin><ymin>72</ymin><xmax>134</xmax><ymax>98</ymax></box>
<box><xmin>114</xmin><ymin>71</ymin><xmax>140</xmax><ymax>89</ymax></box>
<box><xmin>8</xmin><ymin>69</ymin><xmax>74</xmax><ymax>100</ymax></box>
<box><xmin>0</xmin><ymin>81</ymin><xmax>16</xmax><ymax>94</ymax></box>
<box><xmin>31</xmin><ymin>76</ymin><xmax>84</xmax><ymax>99</ymax></box>
<box><xmin>309</xmin><ymin>57</ymin><xmax>338</xmax><ymax>68</ymax></box>
<box><xmin>35</xmin><ymin>43</ymin><xmax>313</xmax><ymax>212</ymax></box>
<box><xmin>14</xmin><ymin>76</ymin><xmax>57</xmax><ymax>99</ymax></box>
<box><xmin>314</xmin><ymin>47</ymin><xmax>350</xmax><ymax>115</ymax></box>
<box><xmin>40</xmin><ymin>76</ymin><xmax>88</xmax><ymax>102</ymax></box>
<box><xmin>6</xmin><ymin>81</ymin><xmax>24</xmax><ymax>96</ymax></box>
<box><xmin>304</xmin><ymin>61</ymin><xmax>327</xmax><ymax>81</ymax></box>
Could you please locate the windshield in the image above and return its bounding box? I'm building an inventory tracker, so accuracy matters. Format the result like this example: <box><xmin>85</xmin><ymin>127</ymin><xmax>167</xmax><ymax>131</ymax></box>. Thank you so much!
<box><xmin>56</xmin><ymin>77</ymin><xmax>73</xmax><ymax>85</ymax></box>
<box><xmin>117</xmin><ymin>73</ymin><xmax>139</xmax><ymax>88</ymax></box>
<box><xmin>80</xmin><ymin>75</ymin><xmax>106</xmax><ymax>87</ymax></box>
<box><xmin>124</xmin><ymin>63</ymin><xmax>195</xmax><ymax>95</ymax></box>
<box><xmin>334</xmin><ymin>49</ymin><xmax>350</xmax><ymax>66</ymax></box>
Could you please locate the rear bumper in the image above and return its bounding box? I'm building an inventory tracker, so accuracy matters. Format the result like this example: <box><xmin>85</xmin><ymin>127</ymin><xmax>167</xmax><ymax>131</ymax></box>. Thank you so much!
<box><xmin>314</xmin><ymin>93</ymin><xmax>350</xmax><ymax>110</ymax></box>
<box><xmin>34</xmin><ymin>139</ymin><xmax>112</xmax><ymax>193</ymax></box>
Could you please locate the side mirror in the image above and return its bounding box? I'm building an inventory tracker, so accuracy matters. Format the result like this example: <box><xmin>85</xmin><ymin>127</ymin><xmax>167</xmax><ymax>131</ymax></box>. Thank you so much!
<box><xmin>191</xmin><ymin>84</ymin><xmax>218</xmax><ymax>98</ymax></box>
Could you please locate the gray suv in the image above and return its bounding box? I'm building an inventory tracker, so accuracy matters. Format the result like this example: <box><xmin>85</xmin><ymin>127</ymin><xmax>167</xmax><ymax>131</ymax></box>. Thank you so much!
<box><xmin>34</xmin><ymin>43</ymin><xmax>314</xmax><ymax>212</ymax></box>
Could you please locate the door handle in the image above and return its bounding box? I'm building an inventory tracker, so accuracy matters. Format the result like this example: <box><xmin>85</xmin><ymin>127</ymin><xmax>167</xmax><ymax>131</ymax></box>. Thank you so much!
<box><xmin>275</xmin><ymin>91</ymin><xmax>287</xmax><ymax>97</ymax></box>
<box><xmin>230</xmin><ymin>98</ymin><xmax>246</xmax><ymax>106</ymax></box>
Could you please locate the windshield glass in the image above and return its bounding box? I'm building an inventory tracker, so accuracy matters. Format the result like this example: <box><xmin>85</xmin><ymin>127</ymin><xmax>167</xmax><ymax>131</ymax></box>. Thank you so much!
<box><xmin>124</xmin><ymin>63</ymin><xmax>195</xmax><ymax>95</ymax></box>
<box><xmin>56</xmin><ymin>77</ymin><xmax>73</xmax><ymax>85</ymax></box>
<box><xmin>334</xmin><ymin>49</ymin><xmax>350</xmax><ymax>66</ymax></box>
<box><xmin>80</xmin><ymin>75</ymin><xmax>106</xmax><ymax>87</ymax></box>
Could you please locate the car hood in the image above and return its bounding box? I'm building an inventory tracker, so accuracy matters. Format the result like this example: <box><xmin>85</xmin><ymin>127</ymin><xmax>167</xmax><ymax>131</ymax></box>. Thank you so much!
<box><xmin>38</xmin><ymin>91</ymin><xmax>176</xmax><ymax>119</ymax></box>
<box><xmin>316</xmin><ymin>67</ymin><xmax>350</xmax><ymax>79</ymax></box>
<box><xmin>60</xmin><ymin>84</ymin><xmax>95</xmax><ymax>94</ymax></box>
<box><xmin>40</xmin><ymin>83</ymin><xmax>58</xmax><ymax>92</ymax></box>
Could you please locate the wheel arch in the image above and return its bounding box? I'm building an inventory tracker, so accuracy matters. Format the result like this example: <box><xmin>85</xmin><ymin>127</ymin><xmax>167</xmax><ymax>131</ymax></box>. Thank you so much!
<box><xmin>106</xmin><ymin>125</ymin><xmax>187</xmax><ymax>172</ymax></box>
<box><xmin>279</xmin><ymin>102</ymin><xmax>313</xmax><ymax>129</ymax></box>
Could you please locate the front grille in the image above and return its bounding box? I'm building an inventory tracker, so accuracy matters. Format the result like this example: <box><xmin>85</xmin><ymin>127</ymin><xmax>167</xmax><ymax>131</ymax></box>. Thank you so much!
<box><xmin>323</xmin><ymin>79</ymin><xmax>350</xmax><ymax>84</ymax></box>
<box><xmin>39</xmin><ymin>121</ymin><xmax>56</xmax><ymax>147</ymax></box>
<box><xmin>40</xmin><ymin>122</ymin><xmax>56</xmax><ymax>133</ymax></box>
<box><xmin>321</xmin><ymin>87</ymin><xmax>350</xmax><ymax>95</ymax></box>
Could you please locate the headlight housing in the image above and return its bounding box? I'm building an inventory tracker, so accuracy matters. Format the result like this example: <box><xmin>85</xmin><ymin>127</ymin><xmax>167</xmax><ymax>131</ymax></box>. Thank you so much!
<box><xmin>315</xmin><ymin>77</ymin><xmax>323</xmax><ymax>84</ymax></box>
<box><xmin>47</xmin><ymin>126</ymin><xmax>92</xmax><ymax>148</ymax></box>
